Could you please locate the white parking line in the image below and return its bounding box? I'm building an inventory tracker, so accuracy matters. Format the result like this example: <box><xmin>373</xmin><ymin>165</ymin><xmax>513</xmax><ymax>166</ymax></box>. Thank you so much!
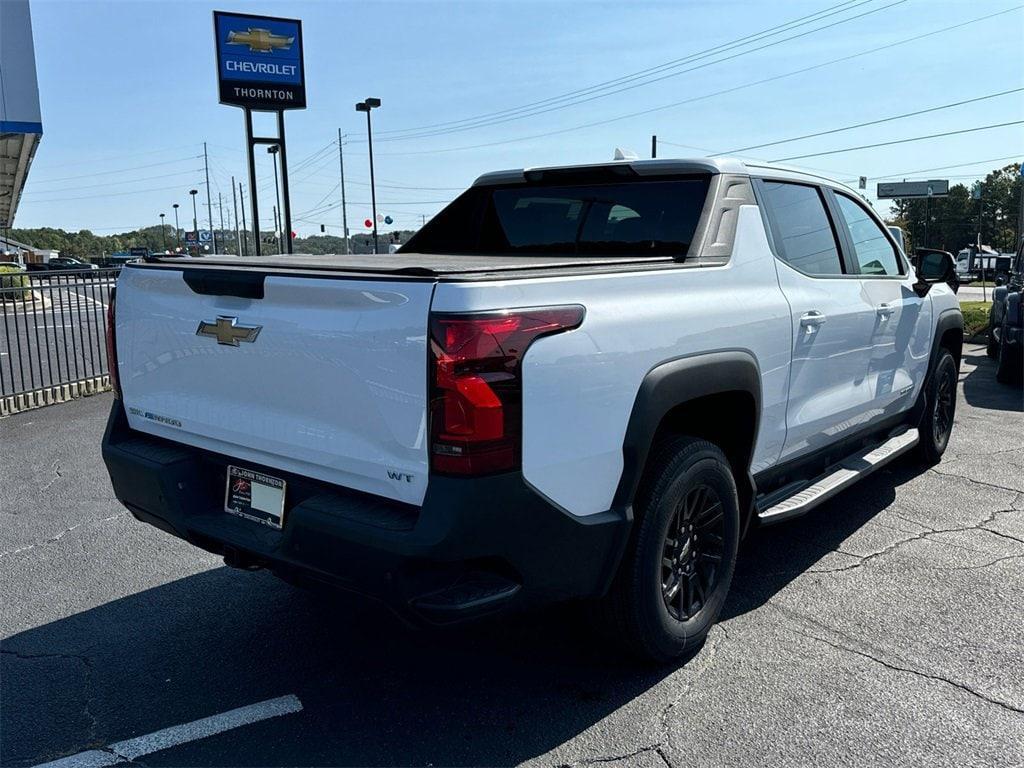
<box><xmin>32</xmin><ymin>694</ymin><xmax>303</xmax><ymax>768</ymax></box>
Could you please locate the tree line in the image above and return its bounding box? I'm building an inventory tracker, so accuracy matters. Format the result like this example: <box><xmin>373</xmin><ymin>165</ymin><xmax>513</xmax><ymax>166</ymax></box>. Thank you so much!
<box><xmin>884</xmin><ymin>163</ymin><xmax>1021</xmax><ymax>254</ymax></box>
<box><xmin>6</xmin><ymin>225</ymin><xmax>416</xmax><ymax>259</ymax></box>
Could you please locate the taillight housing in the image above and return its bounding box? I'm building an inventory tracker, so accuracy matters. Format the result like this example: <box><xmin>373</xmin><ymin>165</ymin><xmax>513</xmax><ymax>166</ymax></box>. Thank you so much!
<box><xmin>105</xmin><ymin>286</ymin><xmax>120</xmax><ymax>398</ymax></box>
<box><xmin>429</xmin><ymin>305</ymin><xmax>584</xmax><ymax>476</ymax></box>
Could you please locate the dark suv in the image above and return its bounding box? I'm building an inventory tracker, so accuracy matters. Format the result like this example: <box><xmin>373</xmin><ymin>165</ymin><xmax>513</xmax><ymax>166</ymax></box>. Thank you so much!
<box><xmin>987</xmin><ymin>241</ymin><xmax>1023</xmax><ymax>385</ymax></box>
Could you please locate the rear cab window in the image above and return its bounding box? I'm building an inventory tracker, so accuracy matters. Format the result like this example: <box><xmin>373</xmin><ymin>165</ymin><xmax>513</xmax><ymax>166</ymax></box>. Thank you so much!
<box><xmin>402</xmin><ymin>176</ymin><xmax>711</xmax><ymax>258</ymax></box>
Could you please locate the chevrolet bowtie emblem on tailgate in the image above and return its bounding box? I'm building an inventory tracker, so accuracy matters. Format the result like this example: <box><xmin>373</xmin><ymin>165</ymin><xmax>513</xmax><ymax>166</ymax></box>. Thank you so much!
<box><xmin>196</xmin><ymin>316</ymin><xmax>262</xmax><ymax>346</ymax></box>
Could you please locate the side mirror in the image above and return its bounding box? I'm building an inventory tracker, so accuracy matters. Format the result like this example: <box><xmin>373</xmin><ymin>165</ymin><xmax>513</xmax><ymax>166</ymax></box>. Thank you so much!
<box><xmin>913</xmin><ymin>251</ymin><xmax>953</xmax><ymax>297</ymax></box>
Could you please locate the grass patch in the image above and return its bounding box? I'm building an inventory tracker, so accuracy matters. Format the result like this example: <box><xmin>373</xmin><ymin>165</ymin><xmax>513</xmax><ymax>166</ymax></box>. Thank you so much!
<box><xmin>959</xmin><ymin>301</ymin><xmax>990</xmax><ymax>338</ymax></box>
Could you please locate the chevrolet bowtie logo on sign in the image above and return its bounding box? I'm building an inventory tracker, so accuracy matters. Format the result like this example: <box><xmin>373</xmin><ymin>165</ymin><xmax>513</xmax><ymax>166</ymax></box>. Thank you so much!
<box><xmin>196</xmin><ymin>316</ymin><xmax>262</xmax><ymax>346</ymax></box>
<box><xmin>214</xmin><ymin>11</ymin><xmax>305</xmax><ymax>111</ymax></box>
<box><xmin>227</xmin><ymin>28</ymin><xmax>294</xmax><ymax>53</ymax></box>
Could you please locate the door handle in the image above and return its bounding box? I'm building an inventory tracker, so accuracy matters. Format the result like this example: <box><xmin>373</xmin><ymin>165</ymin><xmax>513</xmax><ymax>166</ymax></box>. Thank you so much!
<box><xmin>876</xmin><ymin>303</ymin><xmax>896</xmax><ymax>318</ymax></box>
<box><xmin>799</xmin><ymin>311</ymin><xmax>827</xmax><ymax>333</ymax></box>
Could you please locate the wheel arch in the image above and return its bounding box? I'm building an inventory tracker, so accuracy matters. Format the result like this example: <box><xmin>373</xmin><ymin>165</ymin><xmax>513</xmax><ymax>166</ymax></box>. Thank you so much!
<box><xmin>933</xmin><ymin>308</ymin><xmax>964</xmax><ymax>370</ymax></box>
<box><xmin>612</xmin><ymin>350</ymin><xmax>762</xmax><ymax>531</ymax></box>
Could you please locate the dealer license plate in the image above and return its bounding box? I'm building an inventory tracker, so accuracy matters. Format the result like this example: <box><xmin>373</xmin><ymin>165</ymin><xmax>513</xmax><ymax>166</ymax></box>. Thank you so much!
<box><xmin>224</xmin><ymin>465</ymin><xmax>286</xmax><ymax>529</ymax></box>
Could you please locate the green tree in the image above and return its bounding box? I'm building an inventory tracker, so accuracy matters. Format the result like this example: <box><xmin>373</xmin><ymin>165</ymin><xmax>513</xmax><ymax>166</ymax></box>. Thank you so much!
<box><xmin>887</xmin><ymin>163</ymin><xmax>1021</xmax><ymax>253</ymax></box>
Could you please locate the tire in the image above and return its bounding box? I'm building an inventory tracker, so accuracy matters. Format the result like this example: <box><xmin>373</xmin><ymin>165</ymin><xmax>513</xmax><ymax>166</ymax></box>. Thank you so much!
<box><xmin>916</xmin><ymin>349</ymin><xmax>958</xmax><ymax>466</ymax></box>
<box><xmin>995</xmin><ymin>331</ymin><xmax>1022</xmax><ymax>385</ymax></box>
<box><xmin>599</xmin><ymin>436</ymin><xmax>740</xmax><ymax>663</ymax></box>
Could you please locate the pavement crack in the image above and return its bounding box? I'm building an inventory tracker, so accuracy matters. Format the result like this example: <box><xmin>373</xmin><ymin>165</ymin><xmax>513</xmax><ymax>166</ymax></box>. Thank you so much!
<box><xmin>560</xmin><ymin>744</ymin><xmax>667</xmax><ymax>767</ymax></box>
<box><xmin>797</xmin><ymin>629</ymin><xmax>1024</xmax><ymax>715</ymax></box>
<box><xmin>928</xmin><ymin>467</ymin><xmax>1021</xmax><ymax>496</ymax></box>
<box><xmin>39</xmin><ymin>461</ymin><xmax>64</xmax><ymax>493</ymax></box>
<box><xmin>810</xmin><ymin>505</ymin><xmax>1022</xmax><ymax>574</ymax></box>
<box><xmin>951</xmin><ymin>553</ymin><xmax>1024</xmax><ymax>570</ymax></box>
<box><xmin>0</xmin><ymin>511</ymin><xmax>126</xmax><ymax>560</ymax></box>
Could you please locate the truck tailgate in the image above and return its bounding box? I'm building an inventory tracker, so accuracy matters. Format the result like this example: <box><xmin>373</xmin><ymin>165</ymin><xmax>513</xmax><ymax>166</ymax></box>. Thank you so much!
<box><xmin>114</xmin><ymin>265</ymin><xmax>434</xmax><ymax>505</ymax></box>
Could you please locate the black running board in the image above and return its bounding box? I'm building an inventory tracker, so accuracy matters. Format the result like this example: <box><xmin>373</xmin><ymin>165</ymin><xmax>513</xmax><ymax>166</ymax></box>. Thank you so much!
<box><xmin>756</xmin><ymin>428</ymin><xmax>919</xmax><ymax>525</ymax></box>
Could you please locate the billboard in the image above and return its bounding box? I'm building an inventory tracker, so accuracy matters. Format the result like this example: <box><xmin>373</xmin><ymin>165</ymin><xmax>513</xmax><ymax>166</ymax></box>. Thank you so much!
<box><xmin>876</xmin><ymin>180</ymin><xmax>949</xmax><ymax>199</ymax></box>
<box><xmin>0</xmin><ymin>0</ymin><xmax>43</xmax><ymax>133</ymax></box>
<box><xmin>213</xmin><ymin>11</ymin><xmax>305</xmax><ymax>111</ymax></box>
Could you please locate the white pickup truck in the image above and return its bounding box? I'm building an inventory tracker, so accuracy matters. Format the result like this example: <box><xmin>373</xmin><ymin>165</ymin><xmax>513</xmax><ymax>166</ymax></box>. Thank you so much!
<box><xmin>102</xmin><ymin>158</ymin><xmax>963</xmax><ymax>662</ymax></box>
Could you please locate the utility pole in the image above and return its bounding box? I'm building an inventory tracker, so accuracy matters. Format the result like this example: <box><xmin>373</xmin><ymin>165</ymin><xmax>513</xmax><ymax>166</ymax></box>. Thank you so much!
<box><xmin>338</xmin><ymin>129</ymin><xmax>350</xmax><ymax>254</ymax></box>
<box><xmin>273</xmin><ymin>205</ymin><xmax>280</xmax><ymax>254</ymax></box>
<box><xmin>239</xmin><ymin>182</ymin><xmax>248</xmax><ymax>257</ymax></box>
<box><xmin>218</xmin><ymin>193</ymin><xmax>225</xmax><ymax>256</ymax></box>
<box><xmin>1018</xmin><ymin>167</ymin><xmax>1024</xmax><ymax>250</ymax></box>
<box><xmin>651</xmin><ymin>135</ymin><xmax>657</xmax><ymax>159</ymax></box>
<box><xmin>976</xmin><ymin>183</ymin><xmax>986</xmax><ymax>302</ymax></box>
<box><xmin>232</xmin><ymin>176</ymin><xmax>241</xmax><ymax>257</ymax></box>
<box><xmin>203</xmin><ymin>142</ymin><xmax>216</xmax><ymax>254</ymax></box>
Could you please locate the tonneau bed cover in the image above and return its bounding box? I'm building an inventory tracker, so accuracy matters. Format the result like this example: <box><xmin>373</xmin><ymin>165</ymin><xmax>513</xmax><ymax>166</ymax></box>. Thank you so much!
<box><xmin>142</xmin><ymin>252</ymin><xmax>676</xmax><ymax>278</ymax></box>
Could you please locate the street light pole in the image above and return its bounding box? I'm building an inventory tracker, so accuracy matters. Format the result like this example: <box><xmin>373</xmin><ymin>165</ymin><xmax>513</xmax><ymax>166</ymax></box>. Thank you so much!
<box><xmin>172</xmin><ymin>204</ymin><xmax>181</xmax><ymax>250</ymax></box>
<box><xmin>189</xmin><ymin>189</ymin><xmax>199</xmax><ymax>256</ymax></box>
<box><xmin>355</xmin><ymin>98</ymin><xmax>381</xmax><ymax>254</ymax></box>
<box><xmin>159</xmin><ymin>213</ymin><xmax>166</xmax><ymax>251</ymax></box>
<box><xmin>268</xmin><ymin>145</ymin><xmax>283</xmax><ymax>255</ymax></box>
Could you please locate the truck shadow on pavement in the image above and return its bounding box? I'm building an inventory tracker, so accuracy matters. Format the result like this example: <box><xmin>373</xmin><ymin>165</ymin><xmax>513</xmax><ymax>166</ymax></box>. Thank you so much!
<box><xmin>3</xmin><ymin>464</ymin><xmax>919</xmax><ymax>768</ymax></box>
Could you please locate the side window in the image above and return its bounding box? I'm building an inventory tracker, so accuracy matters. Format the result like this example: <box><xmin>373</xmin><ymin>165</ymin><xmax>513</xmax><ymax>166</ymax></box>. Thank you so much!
<box><xmin>760</xmin><ymin>181</ymin><xmax>844</xmax><ymax>276</ymax></box>
<box><xmin>834</xmin><ymin>193</ymin><xmax>903</xmax><ymax>276</ymax></box>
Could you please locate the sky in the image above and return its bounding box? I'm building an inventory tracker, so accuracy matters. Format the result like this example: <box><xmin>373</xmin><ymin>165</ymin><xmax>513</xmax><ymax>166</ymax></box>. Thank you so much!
<box><xmin>13</xmin><ymin>0</ymin><xmax>1024</xmax><ymax>238</ymax></box>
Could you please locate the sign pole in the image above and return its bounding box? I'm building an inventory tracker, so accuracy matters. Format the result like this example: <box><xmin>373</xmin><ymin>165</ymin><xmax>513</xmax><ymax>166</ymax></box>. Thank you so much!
<box><xmin>277</xmin><ymin>110</ymin><xmax>294</xmax><ymax>254</ymax></box>
<box><xmin>244</xmin><ymin>108</ymin><xmax>261</xmax><ymax>256</ymax></box>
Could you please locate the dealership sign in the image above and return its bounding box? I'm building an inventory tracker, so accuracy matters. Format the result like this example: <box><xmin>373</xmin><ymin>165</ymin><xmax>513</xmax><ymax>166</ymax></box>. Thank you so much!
<box><xmin>876</xmin><ymin>180</ymin><xmax>949</xmax><ymax>199</ymax></box>
<box><xmin>213</xmin><ymin>11</ymin><xmax>305</xmax><ymax>110</ymax></box>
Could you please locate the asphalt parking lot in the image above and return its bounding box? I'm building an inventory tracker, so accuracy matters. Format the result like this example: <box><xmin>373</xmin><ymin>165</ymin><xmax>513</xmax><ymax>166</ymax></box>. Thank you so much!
<box><xmin>2</xmin><ymin>344</ymin><xmax>1022</xmax><ymax>768</ymax></box>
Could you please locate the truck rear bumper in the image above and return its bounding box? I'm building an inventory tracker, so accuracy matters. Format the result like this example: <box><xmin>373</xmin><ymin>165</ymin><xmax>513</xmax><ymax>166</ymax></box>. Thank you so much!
<box><xmin>101</xmin><ymin>403</ymin><xmax>629</xmax><ymax>622</ymax></box>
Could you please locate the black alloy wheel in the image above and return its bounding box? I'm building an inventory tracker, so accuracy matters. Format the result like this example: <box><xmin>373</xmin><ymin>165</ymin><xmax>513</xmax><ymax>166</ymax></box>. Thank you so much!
<box><xmin>661</xmin><ymin>484</ymin><xmax>725</xmax><ymax>621</ymax></box>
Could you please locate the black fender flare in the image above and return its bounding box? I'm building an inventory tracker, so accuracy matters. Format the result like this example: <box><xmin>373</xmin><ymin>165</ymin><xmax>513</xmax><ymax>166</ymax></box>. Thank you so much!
<box><xmin>929</xmin><ymin>308</ymin><xmax>964</xmax><ymax>375</ymax></box>
<box><xmin>913</xmin><ymin>308</ymin><xmax>964</xmax><ymax>426</ymax></box>
<box><xmin>611</xmin><ymin>350</ymin><xmax>762</xmax><ymax>520</ymax></box>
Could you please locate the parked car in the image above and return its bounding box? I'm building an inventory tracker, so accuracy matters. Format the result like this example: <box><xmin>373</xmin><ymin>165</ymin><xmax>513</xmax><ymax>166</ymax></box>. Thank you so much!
<box><xmin>102</xmin><ymin>157</ymin><xmax>962</xmax><ymax>662</ymax></box>
<box><xmin>26</xmin><ymin>256</ymin><xmax>98</xmax><ymax>272</ymax></box>
<box><xmin>0</xmin><ymin>261</ymin><xmax>25</xmax><ymax>270</ymax></box>
<box><xmin>987</xmin><ymin>241</ymin><xmax>1023</xmax><ymax>385</ymax></box>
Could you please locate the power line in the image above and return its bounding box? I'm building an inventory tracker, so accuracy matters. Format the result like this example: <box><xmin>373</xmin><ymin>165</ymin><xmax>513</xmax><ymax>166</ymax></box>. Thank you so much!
<box><xmin>857</xmin><ymin>155</ymin><xmax>1022</xmax><ymax>182</ymax></box>
<box><xmin>22</xmin><ymin>168</ymin><xmax>205</xmax><ymax>196</ymax></box>
<box><xmin>370</xmin><ymin>5</ymin><xmax>1023</xmax><ymax>157</ymax></box>
<box><xmin>771</xmin><ymin>120</ymin><xmax>1024</xmax><ymax>161</ymax></box>
<box><xmin>712</xmin><ymin>87</ymin><xmax>1024</xmax><ymax>155</ymax></box>
<box><xmin>28</xmin><ymin>155</ymin><xmax>203</xmax><ymax>184</ymax></box>
<box><xmin>20</xmin><ymin>181</ymin><xmax>206</xmax><ymax>204</ymax></box>
<box><xmin>371</xmin><ymin>0</ymin><xmax>907</xmax><ymax>143</ymax></box>
<box><xmin>375</xmin><ymin>0</ymin><xmax>874</xmax><ymax>138</ymax></box>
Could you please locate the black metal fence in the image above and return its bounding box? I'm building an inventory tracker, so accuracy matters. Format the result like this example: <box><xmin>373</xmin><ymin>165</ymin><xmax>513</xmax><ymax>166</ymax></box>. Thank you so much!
<box><xmin>0</xmin><ymin>267</ymin><xmax>120</xmax><ymax>415</ymax></box>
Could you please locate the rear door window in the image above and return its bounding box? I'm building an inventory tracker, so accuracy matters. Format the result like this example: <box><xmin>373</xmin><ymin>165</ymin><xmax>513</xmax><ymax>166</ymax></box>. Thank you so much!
<box><xmin>833</xmin><ymin>193</ymin><xmax>903</xmax><ymax>276</ymax></box>
<box><xmin>403</xmin><ymin>177</ymin><xmax>710</xmax><ymax>257</ymax></box>
<box><xmin>759</xmin><ymin>181</ymin><xmax>844</xmax><ymax>276</ymax></box>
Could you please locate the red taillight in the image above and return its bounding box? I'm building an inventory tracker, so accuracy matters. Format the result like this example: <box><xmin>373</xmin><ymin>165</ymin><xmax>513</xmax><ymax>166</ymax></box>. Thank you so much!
<box><xmin>105</xmin><ymin>287</ymin><xmax>120</xmax><ymax>398</ymax></box>
<box><xmin>429</xmin><ymin>305</ymin><xmax>584</xmax><ymax>475</ymax></box>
